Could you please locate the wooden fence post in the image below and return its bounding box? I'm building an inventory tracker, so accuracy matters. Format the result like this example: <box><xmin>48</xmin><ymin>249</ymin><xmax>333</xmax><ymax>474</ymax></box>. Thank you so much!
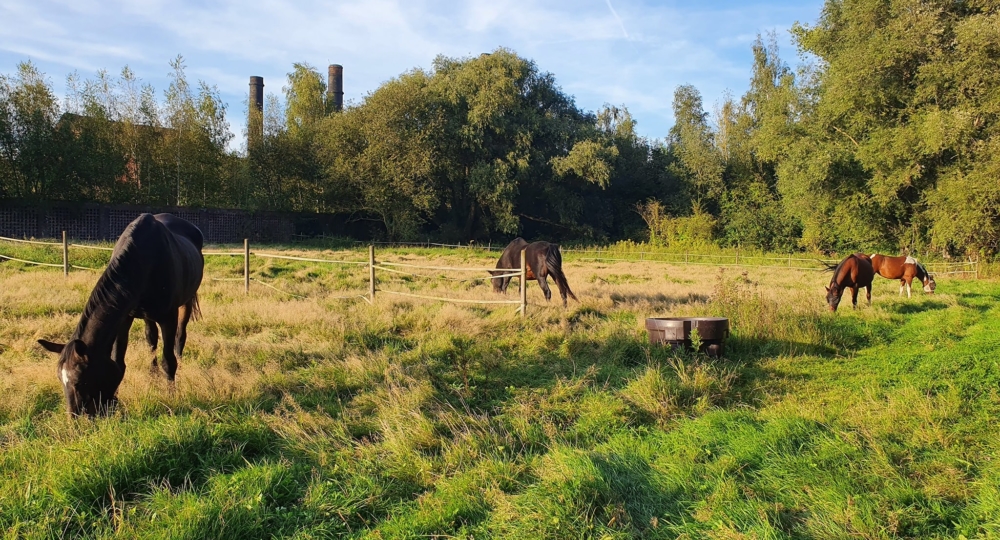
<box><xmin>243</xmin><ymin>239</ymin><xmax>250</xmax><ymax>295</ymax></box>
<box><xmin>62</xmin><ymin>231</ymin><xmax>68</xmax><ymax>277</ymax></box>
<box><xmin>369</xmin><ymin>245</ymin><xmax>376</xmax><ymax>302</ymax></box>
<box><xmin>519</xmin><ymin>249</ymin><xmax>527</xmax><ymax>317</ymax></box>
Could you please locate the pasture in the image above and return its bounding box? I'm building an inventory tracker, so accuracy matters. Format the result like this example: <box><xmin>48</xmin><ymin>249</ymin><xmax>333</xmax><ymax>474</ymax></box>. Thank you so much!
<box><xmin>1</xmin><ymin>243</ymin><xmax>998</xmax><ymax>539</ymax></box>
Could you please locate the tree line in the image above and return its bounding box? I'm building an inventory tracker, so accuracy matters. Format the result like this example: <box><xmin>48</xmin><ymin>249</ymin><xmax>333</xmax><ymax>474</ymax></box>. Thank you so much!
<box><xmin>1</xmin><ymin>0</ymin><xmax>997</xmax><ymax>256</ymax></box>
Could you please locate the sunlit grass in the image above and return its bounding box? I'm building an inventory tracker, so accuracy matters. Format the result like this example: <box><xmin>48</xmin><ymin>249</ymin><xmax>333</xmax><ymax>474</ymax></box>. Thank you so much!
<box><xmin>1</xmin><ymin>242</ymin><xmax>997</xmax><ymax>538</ymax></box>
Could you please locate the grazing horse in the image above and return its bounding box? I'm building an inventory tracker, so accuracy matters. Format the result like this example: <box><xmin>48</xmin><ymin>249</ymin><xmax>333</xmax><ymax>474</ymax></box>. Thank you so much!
<box><xmin>824</xmin><ymin>253</ymin><xmax>874</xmax><ymax>312</ymax></box>
<box><xmin>870</xmin><ymin>254</ymin><xmax>935</xmax><ymax>298</ymax></box>
<box><xmin>37</xmin><ymin>213</ymin><xmax>204</xmax><ymax>416</ymax></box>
<box><xmin>491</xmin><ymin>237</ymin><xmax>578</xmax><ymax>307</ymax></box>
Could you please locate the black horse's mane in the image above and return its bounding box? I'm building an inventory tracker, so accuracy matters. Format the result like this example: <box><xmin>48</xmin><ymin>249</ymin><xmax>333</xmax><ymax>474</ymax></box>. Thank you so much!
<box><xmin>76</xmin><ymin>217</ymin><xmax>159</xmax><ymax>335</ymax></box>
<box><xmin>914</xmin><ymin>261</ymin><xmax>929</xmax><ymax>281</ymax></box>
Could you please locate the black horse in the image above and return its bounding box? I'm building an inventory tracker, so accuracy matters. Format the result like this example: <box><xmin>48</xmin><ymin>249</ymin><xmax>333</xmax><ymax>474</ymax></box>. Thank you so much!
<box><xmin>38</xmin><ymin>213</ymin><xmax>204</xmax><ymax>416</ymax></box>
<box><xmin>491</xmin><ymin>238</ymin><xmax>578</xmax><ymax>307</ymax></box>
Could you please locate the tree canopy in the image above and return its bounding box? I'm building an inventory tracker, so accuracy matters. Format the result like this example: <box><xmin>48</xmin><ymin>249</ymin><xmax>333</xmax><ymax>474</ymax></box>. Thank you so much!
<box><xmin>2</xmin><ymin>3</ymin><xmax>999</xmax><ymax>256</ymax></box>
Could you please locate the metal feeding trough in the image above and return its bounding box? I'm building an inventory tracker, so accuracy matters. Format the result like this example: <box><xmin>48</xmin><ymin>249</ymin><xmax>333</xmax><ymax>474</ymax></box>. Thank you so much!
<box><xmin>645</xmin><ymin>317</ymin><xmax>730</xmax><ymax>358</ymax></box>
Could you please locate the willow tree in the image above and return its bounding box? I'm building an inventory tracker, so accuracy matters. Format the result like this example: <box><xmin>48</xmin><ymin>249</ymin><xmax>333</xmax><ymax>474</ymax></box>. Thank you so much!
<box><xmin>792</xmin><ymin>0</ymin><xmax>1000</xmax><ymax>255</ymax></box>
<box><xmin>0</xmin><ymin>62</ymin><xmax>61</xmax><ymax>199</ymax></box>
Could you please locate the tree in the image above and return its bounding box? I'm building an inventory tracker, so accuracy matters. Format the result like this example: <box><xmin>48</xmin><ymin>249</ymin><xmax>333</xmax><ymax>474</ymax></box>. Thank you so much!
<box><xmin>669</xmin><ymin>85</ymin><xmax>724</xmax><ymax>210</ymax></box>
<box><xmin>791</xmin><ymin>0</ymin><xmax>1000</xmax><ymax>254</ymax></box>
<box><xmin>162</xmin><ymin>56</ymin><xmax>230</xmax><ymax>207</ymax></box>
<box><xmin>316</xmin><ymin>70</ymin><xmax>439</xmax><ymax>238</ymax></box>
<box><xmin>0</xmin><ymin>62</ymin><xmax>61</xmax><ymax>199</ymax></box>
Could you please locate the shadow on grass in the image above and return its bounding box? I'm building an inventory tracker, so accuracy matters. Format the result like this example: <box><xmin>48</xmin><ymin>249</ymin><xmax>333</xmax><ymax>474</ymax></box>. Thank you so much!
<box><xmin>955</xmin><ymin>292</ymin><xmax>997</xmax><ymax>313</ymax></box>
<box><xmin>886</xmin><ymin>300</ymin><xmax>949</xmax><ymax>314</ymax></box>
<box><xmin>609</xmin><ymin>292</ymin><xmax>710</xmax><ymax>309</ymax></box>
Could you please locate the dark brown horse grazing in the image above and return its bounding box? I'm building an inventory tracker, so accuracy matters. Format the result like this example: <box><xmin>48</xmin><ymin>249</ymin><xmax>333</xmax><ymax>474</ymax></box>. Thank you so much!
<box><xmin>37</xmin><ymin>213</ymin><xmax>204</xmax><ymax>417</ymax></box>
<box><xmin>824</xmin><ymin>253</ymin><xmax>874</xmax><ymax>312</ymax></box>
<box><xmin>870</xmin><ymin>254</ymin><xmax>935</xmax><ymax>298</ymax></box>
<box><xmin>491</xmin><ymin>237</ymin><xmax>578</xmax><ymax>307</ymax></box>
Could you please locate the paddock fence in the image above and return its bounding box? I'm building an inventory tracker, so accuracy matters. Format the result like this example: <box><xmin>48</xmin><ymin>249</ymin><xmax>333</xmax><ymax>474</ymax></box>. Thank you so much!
<box><xmin>0</xmin><ymin>233</ymin><xmax>982</xmax><ymax>311</ymax></box>
<box><xmin>346</xmin><ymin>239</ymin><xmax>980</xmax><ymax>278</ymax></box>
<box><xmin>0</xmin><ymin>235</ymin><xmax>530</xmax><ymax>316</ymax></box>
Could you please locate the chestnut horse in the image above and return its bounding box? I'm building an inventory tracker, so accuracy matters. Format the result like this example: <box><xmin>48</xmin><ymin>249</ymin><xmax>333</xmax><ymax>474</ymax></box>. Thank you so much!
<box><xmin>870</xmin><ymin>254</ymin><xmax>935</xmax><ymax>298</ymax></box>
<box><xmin>824</xmin><ymin>253</ymin><xmax>874</xmax><ymax>312</ymax></box>
<box><xmin>37</xmin><ymin>213</ymin><xmax>204</xmax><ymax>417</ymax></box>
<box><xmin>491</xmin><ymin>237</ymin><xmax>578</xmax><ymax>307</ymax></box>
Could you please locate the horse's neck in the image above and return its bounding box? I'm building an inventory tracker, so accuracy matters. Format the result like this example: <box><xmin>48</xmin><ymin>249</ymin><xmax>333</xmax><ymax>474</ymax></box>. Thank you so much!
<box><xmin>72</xmin><ymin>312</ymin><xmax>128</xmax><ymax>361</ymax></box>
<box><xmin>74</xmin><ymin>264</ymin><xmax>143</xmax><ymax>358</ymax></box>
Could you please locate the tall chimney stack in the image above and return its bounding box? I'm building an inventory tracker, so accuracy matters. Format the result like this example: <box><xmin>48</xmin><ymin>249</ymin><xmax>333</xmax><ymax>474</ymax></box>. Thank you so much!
<box><xmin>248</xmin><ymin>76</ymin><xmax>264</xmax><ymax>149</ymax></box>
<box><xmin>327</xmin><ymin>64</ymin><xmax>343</xmax><ymax>112</ymax></box>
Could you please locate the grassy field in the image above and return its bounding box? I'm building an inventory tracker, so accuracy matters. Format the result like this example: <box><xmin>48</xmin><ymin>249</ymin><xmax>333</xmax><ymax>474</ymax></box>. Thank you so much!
<box><xmin>1</xmin><ymin>242</ymin><xmax>998</xmax><ymax>539</ymax></box>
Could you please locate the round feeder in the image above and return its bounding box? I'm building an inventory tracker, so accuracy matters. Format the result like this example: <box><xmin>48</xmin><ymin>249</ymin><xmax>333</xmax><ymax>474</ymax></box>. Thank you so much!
<box><xmin>645</xmin><ymin>317</ymin><xmax>729</xmax><ymax>357</ymax></box>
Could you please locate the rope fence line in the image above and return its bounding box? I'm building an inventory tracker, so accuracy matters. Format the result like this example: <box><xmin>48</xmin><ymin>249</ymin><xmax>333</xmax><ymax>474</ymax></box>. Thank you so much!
<box><xmin>254</xmin><ymin>252</ymin><xmax>368</xmax><ymax>265</ymax></box>
<box><xmin>377</xmin><ymin>289</ymin><xmax>522</xmax><ymax>305</ymax></box>
<box><xmin>1</xmin><ymin>233</ymin><xmax>983</xmax><ymax>312</ymax></box>
<box><xmin>0</xmin><ymin>236</ymin><xmax>62</xmax><ymax>246</ymax></box>
<box><xmin>377</xmin><ymin>261</ymin><xmax>503</xmax><ymax>272</ymax></box>
<box><xmin>0</xmin><ymin>253</ymin><xmax>64</xmax><ymax>267</ymax></box>
<box><xmin>69</xmin><ymin>243</ymin><xmax>114</xmax><ymax>251</ymax></box>
<box><xmin>374</xmin><ymin>265</ymin><xmax>520</xmax><ymax>282</ymax></box>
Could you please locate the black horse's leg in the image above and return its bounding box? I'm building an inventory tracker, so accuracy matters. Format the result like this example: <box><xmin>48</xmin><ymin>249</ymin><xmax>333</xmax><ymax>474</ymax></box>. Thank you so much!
<box><xmin>175</xmin><ymin>301</ymin><xmax>194</xmax><ymax>359</ymax></box>
<box><xmin>502</xmin><ymin>275</ymin><xmax>511</xmax><ymax>294</ymax></box>
<box><xmin>158</xmin><ymin>308</ymin><xmax>180</xmax><ymax>381</ymax></box>
<box><xmin>112</xmin><ymin>317</ymin><xmax>133</xmax><ymax>375</ymax></box>
<box><xmin>537</xmin><ymin>274</ymin><xmax>552</xmax><ymax>302</ymax></box>
<box><xmin>851</xmin><ymin>286</ymin><xmax>859</xmax><ymax>309</ymax></box>
<box><xmin>144</xmin><ymin>317</ymin><xmax>159</xmax><ymax>372</ymax></box>
<box><xmin>866</xmin><ymin>285</ymin><xmax>872</xmax><ymax>306</ymax></box>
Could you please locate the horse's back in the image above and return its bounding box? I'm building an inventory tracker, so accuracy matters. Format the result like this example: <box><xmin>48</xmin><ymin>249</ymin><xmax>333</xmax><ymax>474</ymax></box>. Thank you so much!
<box><xmin>154</xmin><ymin>213</ymin><xmax>204</xmax><ymax>251</ymax></box>
<box><xmin>116</xmin><ymin>213</ymin><xmax>203</xmax><ymax>315</ymax></box>
<box><xmin>497</xmin><ymin>238</ymin><xmax>530</xmax><ymax>269</ymax></box>
<box><xmin>857</xmin><ymin>253</ymin><xmax>875</xmax><ymax>286</ymax></box>
<box><xmin>852</xmin><ymin>254</ymin><xmax>875</xmax><ymax>285</ymax></box>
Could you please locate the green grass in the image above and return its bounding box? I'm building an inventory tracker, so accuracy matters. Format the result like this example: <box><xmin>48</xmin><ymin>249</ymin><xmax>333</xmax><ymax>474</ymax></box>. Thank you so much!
<box><xmin>1</xmin><ymin>241</ymin><xmax>998</xmax><ymax>538</ymax></box>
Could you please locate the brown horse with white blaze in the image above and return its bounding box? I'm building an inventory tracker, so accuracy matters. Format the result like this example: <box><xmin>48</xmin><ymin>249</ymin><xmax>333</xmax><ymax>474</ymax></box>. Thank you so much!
<box><xmin>870</xmin><ymin>254</ymin><xmax>935</xmax><ymax>298</ymax></box>
<box><xmin>824</xmin><ymin>253</ymin><xmax>875</xmax><ymax>312</ymax></box>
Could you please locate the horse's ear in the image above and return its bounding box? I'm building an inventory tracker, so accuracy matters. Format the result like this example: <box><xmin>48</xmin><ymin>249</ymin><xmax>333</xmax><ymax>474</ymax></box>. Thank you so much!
<box><xmin>37</xmin><ymin>339</ymin><xmax>65</xmax><ymax>354</ymax></box>
<box><xmin>67</xmin><ymin>339</ymin><xmax>88</xmax><ymax>360</ymax></box>
<box><xmin>824</xmin><ymin>286</ymin><xmax>830</xmax><ymax>292</ymax></box>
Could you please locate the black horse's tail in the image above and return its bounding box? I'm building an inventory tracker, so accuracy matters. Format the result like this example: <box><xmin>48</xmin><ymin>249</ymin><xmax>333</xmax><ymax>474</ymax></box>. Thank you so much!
<box><xmin>547</xmin><ymin>245</ymin><xmax>578</xmax><ymax>302</ymax></box>
<box><xmin>819</xmin><ymin>259</ymin><xmax>838</xmax><ymax>272</ymax></box>
<box><xmin>189</xmin><ymin>293</ymin><xmax>202</xmax><ymax>322</ymax></box>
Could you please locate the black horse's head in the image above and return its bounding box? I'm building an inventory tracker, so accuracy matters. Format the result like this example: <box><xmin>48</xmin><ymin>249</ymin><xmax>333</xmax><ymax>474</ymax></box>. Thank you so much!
<box><xmin>825</xmin><ymin>283</ymin><xmax>842</xmax><ymax>312</ymax></box>
<box><xmin>37</xmin><ymin>339</ymin><xmax>120</xmax><ymax>417</ymax></box>
<box><xmin>490</xmin><ymin>272</ymin><xmax>502</xmax><ymax>293</ymax></box>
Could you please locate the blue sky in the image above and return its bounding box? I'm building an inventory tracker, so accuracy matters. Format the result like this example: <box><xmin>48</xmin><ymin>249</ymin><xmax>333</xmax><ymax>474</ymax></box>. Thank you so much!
<box><xmin>0</xmin><ymin>0</ymin><xmax>824</xmax><ymax>149</ymax></box>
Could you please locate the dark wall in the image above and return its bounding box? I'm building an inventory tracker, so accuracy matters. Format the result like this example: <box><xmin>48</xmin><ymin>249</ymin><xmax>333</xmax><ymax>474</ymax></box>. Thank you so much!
<box><xmin>0</xmin><ymin>200</ymin><xmax>380</xmax><ymax>244</ymax></box>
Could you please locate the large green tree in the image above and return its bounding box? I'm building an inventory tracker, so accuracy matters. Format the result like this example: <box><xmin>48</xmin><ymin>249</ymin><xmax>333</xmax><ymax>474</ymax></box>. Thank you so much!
<box><xmin>792</xmin><ymin>0</ymin><xmax>1000</xmax><ymax>255</ymax></box>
